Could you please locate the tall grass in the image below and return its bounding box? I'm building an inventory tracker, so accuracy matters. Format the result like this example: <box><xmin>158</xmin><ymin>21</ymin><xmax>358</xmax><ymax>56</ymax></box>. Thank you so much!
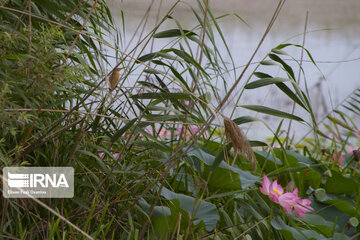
<box><xmin>1</xmin><ymin>0</ymin><xmax>360</xmax><ymax>239</ymax></box>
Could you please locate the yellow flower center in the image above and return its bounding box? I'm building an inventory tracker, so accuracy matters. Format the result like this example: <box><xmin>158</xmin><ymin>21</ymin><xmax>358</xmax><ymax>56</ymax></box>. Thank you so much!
<box><xmin>273</xmin><ymin>189</ymin><xmax>281</xmax><ymax>195</ymax></box>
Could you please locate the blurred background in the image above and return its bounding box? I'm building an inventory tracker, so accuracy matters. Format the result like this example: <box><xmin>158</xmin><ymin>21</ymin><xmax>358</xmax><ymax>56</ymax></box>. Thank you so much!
<box><xmin>107</xmin><ymin>0</ymin><xmax>360</xmax><ymax>141</ymax></box>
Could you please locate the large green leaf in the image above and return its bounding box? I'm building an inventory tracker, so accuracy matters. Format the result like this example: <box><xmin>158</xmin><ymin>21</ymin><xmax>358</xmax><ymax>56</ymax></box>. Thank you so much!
<box><xmin>302</xmin><ymin>214</ymin><xmax>334</xmax><ymax>237</ymax></box>
<box><xmin>324</xmin><ymin>170</ymin><xmax>359</xmax><ymax>194</ymax></box>
<box><xmin>138</xmin><ymin>198</ymin><xmax>171</xmax><ymax>217</ymax></box>
<box><xmin>137</xmin><ymin>198</ymin><xmax>175</xmax><ymax>235</ymax></box>
<box><xmin>255</xmin><ymin>151</ymin><xmax>283</xmax><ymax>173</ymax></box>
<box><xmin>160</xmin><ymin>187</ymin><xmax>219</xmax><ymax>231</ymax></box>
<box><xmin>187</xmin><ymin>146</ymin><xmax>259</xmax><ymax>190</ymax></box>
<box><xmin>316</xmin><ymin>192</ymin><xmax>356</xmax><ymax>217</ymax></box>
<box><xmin>310</xmin><ymin>196</ymin><xmax>353</xmax><ymax>237</ymax></box>
<box><xmin>271</xmin><ymin>217</ymin><xmax>328</xmax><ymax>240</ymax></box>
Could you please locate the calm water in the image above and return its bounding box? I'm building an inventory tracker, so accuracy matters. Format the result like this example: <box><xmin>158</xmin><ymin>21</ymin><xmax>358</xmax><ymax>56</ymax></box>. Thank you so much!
<box><xmin>107</xmin><ymin>0</ymin><xmax>360</xmax><ymax>141</ymax></box>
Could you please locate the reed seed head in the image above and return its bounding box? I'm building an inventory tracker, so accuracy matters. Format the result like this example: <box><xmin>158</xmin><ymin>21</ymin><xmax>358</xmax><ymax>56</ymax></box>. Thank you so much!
<box><xmin>223</xmin><ymin>116</ymin><xmax>256</xmax><ymax>169</ymax></box>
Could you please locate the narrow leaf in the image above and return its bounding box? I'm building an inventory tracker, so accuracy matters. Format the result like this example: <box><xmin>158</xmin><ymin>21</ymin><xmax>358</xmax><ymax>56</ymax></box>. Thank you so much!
<box><xmin>276</xmin><ymin>82</ymin><xmax>308</xmax><ymax>111</ymax></box>
<box><xmin>153</xmin><ymin>29</ymin><xmax>197</xmax><ymax>38</ymax></box>
<box><xmin>232</xmin><ymin>116</ymin><xmax>259</xmax><ymax>125</ymax></box>
<box><xmin>131</xmin><ymin>92</ymin><xmax>191</xmax><ymax>100</ymax></box>
<box><xmin>245</xmin><ymin>77</ymin><xmax>290</xmax><ymax>89</ymax></box>
<box><xmin>269</xmin><ymin>54</ymin><xmax>295</xmax><ymax>80</ymax></box>
<box><xmin>241</xmin><ymin>105</ymin><xmax>304</xmax><ymax>121</ymax></box>
<box><xmin>260</xmin><ymin>60</ymin><xmax>277</xmax><ymax>66</ymax></box>
<box><xmin>254</xmin><ymin>72</ymin><xmax>272</xmax><ymax>78</ymax></box>
<box><xmin>111</xmin><ymin>118</ymin><xmax>138</xmax><ymax>143</ymax></box>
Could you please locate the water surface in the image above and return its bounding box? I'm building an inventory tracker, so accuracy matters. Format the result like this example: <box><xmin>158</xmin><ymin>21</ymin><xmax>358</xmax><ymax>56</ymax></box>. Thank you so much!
<box><xmin>107</xmin><ymin>0</ymin><xmax>360</xmax><ymax>140</ymax></box>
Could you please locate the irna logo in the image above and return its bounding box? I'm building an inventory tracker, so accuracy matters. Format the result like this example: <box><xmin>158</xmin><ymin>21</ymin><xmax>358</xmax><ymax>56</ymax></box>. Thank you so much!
<box><xmin>7</xmin><ymin>172</ymin><xmax>69</xmax><ymax>188</ymax></box>
<box><xmin>3</xmin><ymin>167</ymin><xmax>74</xmax><ymax>198</ymax></box>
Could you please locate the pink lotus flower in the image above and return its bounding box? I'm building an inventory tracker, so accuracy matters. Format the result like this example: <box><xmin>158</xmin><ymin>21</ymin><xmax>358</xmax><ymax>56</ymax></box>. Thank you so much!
<box><xmin>259</xmin><ymin>175</ymin><xmax>283</xmax><ymax>204</ymax></box>
<box><xmin>278</xmin><ymin>188</ymin><xmax>299</xmax><ymax>214</ymax></box>
<box><xmin>332</xmin><ymin>151</ymin><xmax>344</xmax><ymax>165</ymax></box>
<box><xmin>260</xmin><ymin>175</ymin><xmax>314</xmax><ymax>218</ymax></box>
<box><xmin>269</xmin><ymin>180</ymin><xmax>284</xmax><ymax>203</ymax></box>
<box><xmin>294</xmin><ymin>198</ymin><xmax>314</xmax><ymax>218</ymax></box>
<box><xmin>259</xmin><ymin>174</ymin><xmax>272</xmax><ymax>195</ymax></box>
<box><xmin>278</xmin><ymin>188</ymin><xmax>314</xmax><ymax>218</ymax></box>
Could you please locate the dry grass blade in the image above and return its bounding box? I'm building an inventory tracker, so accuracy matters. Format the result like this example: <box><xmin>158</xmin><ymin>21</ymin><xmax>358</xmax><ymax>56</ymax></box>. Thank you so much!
<box><xmin>223</xmin><ymin>117</ymin><xmax>256</xmax><ymax>169</ymax></box>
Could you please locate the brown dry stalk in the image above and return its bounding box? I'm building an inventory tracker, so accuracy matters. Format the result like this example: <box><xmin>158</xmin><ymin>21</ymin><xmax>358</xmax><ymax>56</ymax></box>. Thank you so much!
<box><xmin>223</xmin><ymin>117</ymin><xmax>256</xmax><ymax>169</ymax></box>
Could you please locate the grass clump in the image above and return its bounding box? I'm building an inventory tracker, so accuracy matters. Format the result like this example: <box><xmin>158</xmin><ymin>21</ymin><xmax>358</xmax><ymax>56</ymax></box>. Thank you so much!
<box><xmin>1</xmin><ymin>0</ymin><xmax>360</xmax><ymax>239</ymax></box>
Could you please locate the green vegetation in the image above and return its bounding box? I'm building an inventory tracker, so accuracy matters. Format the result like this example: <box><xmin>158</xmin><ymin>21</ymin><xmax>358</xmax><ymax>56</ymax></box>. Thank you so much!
<box><xmin>1</xmin><ymin>0</ymin><xmax>360</xmax><ymax>239</ymax></box>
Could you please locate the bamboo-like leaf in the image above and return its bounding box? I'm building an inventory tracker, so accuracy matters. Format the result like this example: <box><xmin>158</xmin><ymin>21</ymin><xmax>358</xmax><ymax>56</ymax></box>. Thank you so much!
<box><xmin>269</xmin><ymin>54</ymin><xmax>295</xmax><ymax>80</ymax></box>
<box><xmin>153</xmin><ymin>29</ymin><xmax>197</xmax><ymax>38</ymax></box>
<box><xmin>241</xmin><ymin>105</ymin><xmax>304</xmax><ymax>121</ymax></box>
<box><xmin>151</xmin><ymin>59</ymin><xmax>191</xmax><ymax>91</ymax></box>
<box><xmin>244</xmin><ymin>77</ymin><xmax>290</xmax><ymax>89</ymax></box>
<box><xmin>3</xmin><ymin>54</ymin><xmax>35</xmax><ymax>60</ymax></box>
<box><xmin>143</xmin><ymin>114</ymin><xmax>185</xmax><ymax>122</ymax></box>
<box><xmin>169</xmin><ymin>48</ymin><xmax>208</xmax><ymax>76</ymax></box>
<box><xmin>254</xmin><ymin>72</ymin><xmax>272</xmax><ymax>78</ymax></box>
<box><xmin>327</xmin><ymin>116</ymin><xmax>353</xmax><ymax>131</ymax></box>
<box><xmin>131</xmin><ymin>92</ymin><xmax>191</xmax><ymax>100</ymax></box>
<box><xmin>271</xmin><ymin>49</ymin><xmax>288</xmax><ymax>55</ymax></box>
<box><xmin>111</xmin><ymin>118</ymin><xmax>138</xmax><ymax>143</ymax></box>
<box><xmin>276</xmin><ymin>82</ymin><xmax>308</xmax><ymax>111</ymax></box>
<box><xmin>137</xmin><ymin>52</ymin><xmax>159</xmax><ymax>63</ymax></box>
<box><xmin>143</xmin><ymin>68</ymin><xmax>162</xmax><ymax>74</ymax></box>
<box><xmin>274</xmin><ymin>43</ymin><xmax>317</xmax><ymax>66</ymax></box>
<box><xmin>134</xmin><ymin>140</ymin><xmax>171</xmax><ymax>151</ymax></box>
<box><xmin>260</xmin><ymin>60</ymin><xmax>277</xmax><ymax>65</ymax></box>
<box><xmin>249</xmin><ymin>140</ymin><xmax>267</xmax><ymax>147</ymax></box>
<box><xmin>232</xmin><ymin>116</ymin><xmax>259</xmax><ymax>125</ymax></box>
